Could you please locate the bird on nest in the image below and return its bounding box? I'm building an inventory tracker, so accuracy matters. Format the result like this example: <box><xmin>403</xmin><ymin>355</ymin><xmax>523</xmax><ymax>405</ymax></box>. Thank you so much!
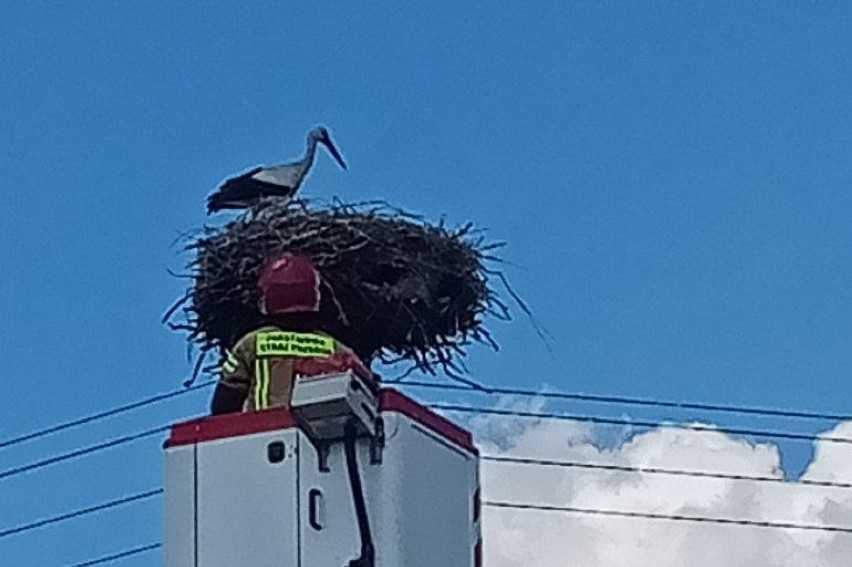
<box><xmin>206</xmin><ymin>126</ymin><xmax>347</xmax><ymax>214</ymax></box>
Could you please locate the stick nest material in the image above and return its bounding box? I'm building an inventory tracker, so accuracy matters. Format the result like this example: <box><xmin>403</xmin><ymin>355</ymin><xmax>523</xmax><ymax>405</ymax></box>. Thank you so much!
<box><xmin>166</xmin><ymin>199</ymin><xmax>517</xmax><ymax>380</ymax></box>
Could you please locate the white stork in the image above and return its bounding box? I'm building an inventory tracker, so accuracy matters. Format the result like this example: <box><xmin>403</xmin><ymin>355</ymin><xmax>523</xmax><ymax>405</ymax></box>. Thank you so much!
<box><xmin>206</xmin><ymin>126</ymin><xmax>347</xmax><ymax>214</ymax></box>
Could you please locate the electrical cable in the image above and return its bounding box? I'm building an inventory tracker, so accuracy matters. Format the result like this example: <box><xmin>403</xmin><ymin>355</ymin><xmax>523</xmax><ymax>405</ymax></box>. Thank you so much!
<box><xmin>66</xmin><ymin>543</ymin><xmax>162</xmax><ymax>567</ymax></box>
<box><xmin>2</xmin><ymin>373</ymin><xmax>848</xmax><ymax>465</ymax></box>
<box><xmin>4</xmin><ymin>451</ymin><xmax>850</xmax><ymax>545</ymax></box>
<box><xmin>6</xmin><ymin>371</ymin><xmax>849</xmax><ymax>459</ymax></box>
<box><xmin>0</xmin><ymin>381</ymin><xmax>214</xmax><ymax>450</ymax></box>
<box><xmin>0</xmin><ymin>391</ymin><xmax>845</xmax><ymax>564</ymax></box>
<box><xmin>343</xmin><ymin>421</ymin><xmax>375</xmax><ymax>567</ymax></box>
<box><xmin>1</xmin><ymin>376</ymin><xmax>849</xmax><ymax>559</ymax></box>
<box><xmin>0</xmin><ymin>426</ymin><xmax>170</xmax><ymax>481</ymax></box>
<box><xmin>3</xmin><ymin>399</ymin><xmax>848</xmax><ymax>488</ymax></box>
<box><xmin>404</xmin><ymin>380</ymin><xmax>852</xmax><ymax>422</ymax></box>
<box><xmin>0</xmin><ymin>489</ymin><xmax>162</xmax><ymax>540</ymax></box>
<box><xmin>483</xmin><ymin>455</ymin><xmax>852</xmax><ymax>490</ymax></box>
<box><xmin>485</xmin><ymin>500</ymin><xmax>852</xmax><ymax>534</ymax></box>
<box><xmin>45</xmin><ymin>504</ymin><xmax>852</xmax><ymax>566</ymax></box>
<box><xmin>12</xmin><ymin>452</ymin><xmax>842</xmax><ymax>543</ymax></box>
<box><xmin>430</xmin><ymin>404</ymin><xmax>852</xmax><ymax>445</ymax></box>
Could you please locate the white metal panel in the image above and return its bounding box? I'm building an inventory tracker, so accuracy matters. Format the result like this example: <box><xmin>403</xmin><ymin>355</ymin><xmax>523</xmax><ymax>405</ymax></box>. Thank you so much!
<box><xmin>369</xmin><ymin>413</ymin><xmax>478</xmax><ymax>567</ymax></box>
<box><xmin>196</xmin><ymin>429</ymin><xmax>300</xmax><ymax>566</ymax></box>
<box><xmin>164</xmin><ymin>445</ymin><xmax>196</xmax><ymax>567</ymax></box>
<box><xmin>298</xmin><ymin>438</ymin><xmax>363</xmax><ymax>565</ymax></box>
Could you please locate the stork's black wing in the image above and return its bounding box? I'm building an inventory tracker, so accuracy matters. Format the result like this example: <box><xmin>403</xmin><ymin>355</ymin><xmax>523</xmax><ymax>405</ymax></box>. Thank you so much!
<box><xmin>206</xmin><ymin>167</ymin><xmax>295</xmax><ymax>214</ymax></box>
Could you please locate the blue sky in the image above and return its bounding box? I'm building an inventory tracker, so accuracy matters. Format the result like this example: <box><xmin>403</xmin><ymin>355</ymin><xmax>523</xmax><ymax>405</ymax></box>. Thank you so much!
<box><xmin>2</xmin><ymin>2</ymin><xmax>852</xmax><ymax>564</ymax></box>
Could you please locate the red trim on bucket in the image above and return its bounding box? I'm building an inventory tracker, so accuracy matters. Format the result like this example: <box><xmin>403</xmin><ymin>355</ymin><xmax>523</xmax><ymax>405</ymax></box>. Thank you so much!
<box><xmin>380</xmin><ymin>389</ymin><xmax>477</xmax><ymax>455</ymax></box>
<box><xmin>166</xmin><ymin>387</ymin><xmax>476</xmax><ymax>455</ymax></box>
<box><xmin>166</xmin><ymin>408</ymin><xmax>297</xmax><ymax>448</ymax></box>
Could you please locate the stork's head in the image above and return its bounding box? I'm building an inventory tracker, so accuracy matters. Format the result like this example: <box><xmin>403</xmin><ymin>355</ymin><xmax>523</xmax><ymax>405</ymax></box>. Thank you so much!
<box><xmin>310</xmin><ymin>125</ymin><xmax>347</xmax><ymax>170</ymax></box>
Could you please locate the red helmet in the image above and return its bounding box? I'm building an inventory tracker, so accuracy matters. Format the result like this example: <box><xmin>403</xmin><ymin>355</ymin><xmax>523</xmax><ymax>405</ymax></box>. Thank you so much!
<box><xmin>258</xmin><ymin>253</ymin><xmax>321</xmax><ymax>315</ymax></box>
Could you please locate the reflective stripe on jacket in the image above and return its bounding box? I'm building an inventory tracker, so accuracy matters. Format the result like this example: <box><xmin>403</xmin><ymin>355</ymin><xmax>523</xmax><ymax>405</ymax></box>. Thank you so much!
<box><xmin>218</xmin><ymin>326</ymin><xmax>372</xmax><ymax>412</ymax></box>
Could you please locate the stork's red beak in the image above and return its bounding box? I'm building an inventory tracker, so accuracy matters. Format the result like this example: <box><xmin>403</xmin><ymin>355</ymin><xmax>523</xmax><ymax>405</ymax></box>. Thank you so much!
<box><xmin>320</xmin><ymin>134</ymin><xmax>348</xmax><ymax>170</ymax></box>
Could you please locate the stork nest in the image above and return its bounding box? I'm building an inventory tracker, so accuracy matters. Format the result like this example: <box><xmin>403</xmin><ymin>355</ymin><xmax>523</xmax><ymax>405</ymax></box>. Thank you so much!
<box><xmin>165</xmin><ymin>199</ymin><xmax>523</xmax><ymax>381</ymax></box>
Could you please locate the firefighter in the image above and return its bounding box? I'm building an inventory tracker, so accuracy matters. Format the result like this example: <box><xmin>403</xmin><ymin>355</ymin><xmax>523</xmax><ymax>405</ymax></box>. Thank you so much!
<box><xmin>210</xmin><ymin>253</ymin><xmax>374</xmax><ymax>415</ymax></box>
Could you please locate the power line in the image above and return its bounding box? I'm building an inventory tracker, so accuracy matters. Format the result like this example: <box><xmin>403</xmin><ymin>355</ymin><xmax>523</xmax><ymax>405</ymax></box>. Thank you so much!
<box><xmin>5</xmin><ymin>453</ymin><xmax>844</xmax><ymax>545</ymax></box>
<box><xmin>0</xmin><ymin>381</ymin><xmax>214</xmax><ymax>451</ymax></box>
<box><xmin>3</xmin><ymin>373</ymin><xmax>846</xmax><ymax>469</ymax></box>
<box><xmin>485</xmin><ymin>501</ymin><xmax>852</xmax><ymax>534</ymax></box>
<box><xmin>4</xmin><ymin>453</ymin><xmax>847</xmax><ymax>544</ymax></box>
<box><xmin>431</xmin><ymin>404</ymin><xmax>852</xmax><ymax>445</ymax></box>
<box><xmin>0</xmin><ymin>378</ymin><xmax>844</xmax><ymax>533</ymax></box>
<box><xmin>12</xmin><ymin>455</ymin><xmax>838</xmax><ymax>544</ymax></box>
<box><xmin>0</xmin><ymin>402</ymin><xmax>842</xmax><ymax>563</ymax></box>
<box><xmin>405</xmin><ymin>380</ymin><xmax>852</xmax><ymax>422</ymax></box>
<box><xmin>66</xmin><ymin>543</ymin><xmax>162</xmax><ymax>567</ymax></box>
<box><xmin>0</xmin><ymin>426</ymin><xmax>170</xmax><ymax>481</ymax></box>
<box><xmin>484</xmin><ymin>455</ymin><xmax>852</xmax><ymax>490</ymax></box>
<box><xmin>4</xmin><ymin>400</ymin><xmax>846</xmax><ymax>487</ymax></box>
<box><xmin>0</xmin><ymin>489</ymin><xmax>162</xmax><ymax>540</ymax></box>
<box><xmin>45</xmin><ymin>507</ymin><xmax>852</xmax><ymax>566</ymax></box>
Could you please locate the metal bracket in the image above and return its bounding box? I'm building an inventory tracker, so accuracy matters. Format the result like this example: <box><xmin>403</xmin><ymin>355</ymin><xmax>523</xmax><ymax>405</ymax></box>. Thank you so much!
<box><xmin>317</xmin><ymin>442</ymin><xmax>331</xmax><ymax>473</ymax></box>
<box><xmin>369</xmin><ymin>418</ymin><xmax>385</xmax><ymax>465</ymax></box>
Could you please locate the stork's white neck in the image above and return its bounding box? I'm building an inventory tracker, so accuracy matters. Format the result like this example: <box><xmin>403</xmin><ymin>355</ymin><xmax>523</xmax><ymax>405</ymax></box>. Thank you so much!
<box><xmin>303</xmin><ymin>134</ymin><xmax>320</xmax><ymax>165</ymax></box>
<box><xmin>289</xmin><ymin>133</ymin><xmax>321</xmax><ymax>186</ymax></box>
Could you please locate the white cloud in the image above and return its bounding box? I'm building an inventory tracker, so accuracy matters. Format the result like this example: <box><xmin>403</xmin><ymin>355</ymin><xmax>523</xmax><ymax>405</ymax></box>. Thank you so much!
<box><xmin>474</xmin><ymin>403</ymin><xmax>852</xmax><ymax>567</ymax></box>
